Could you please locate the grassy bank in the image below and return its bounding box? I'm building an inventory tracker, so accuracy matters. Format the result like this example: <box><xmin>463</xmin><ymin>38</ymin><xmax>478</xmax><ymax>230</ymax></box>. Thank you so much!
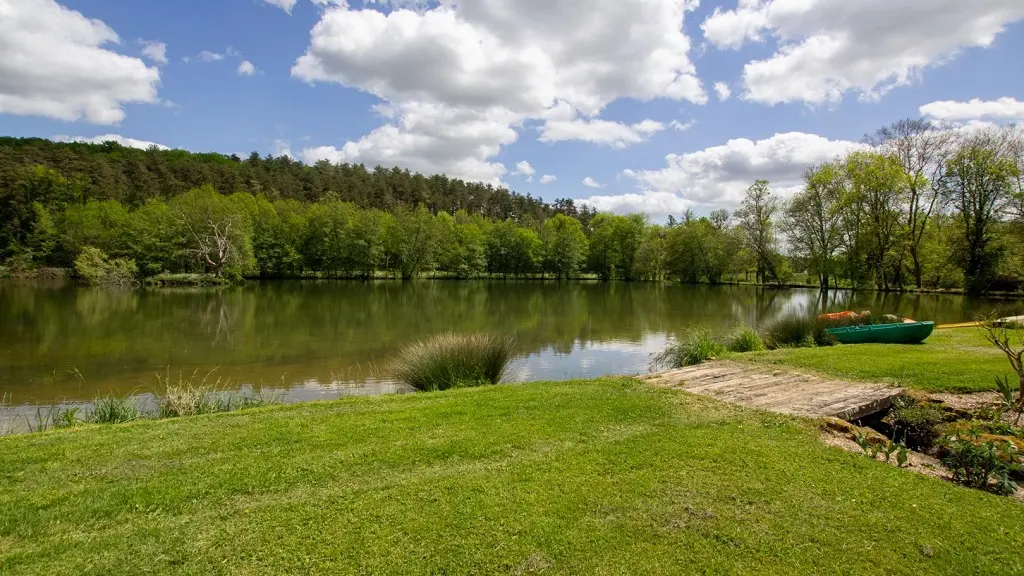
<box><xmin>1</xmin><ymin>379</ymin><xmax>1021</xmax><ymax>575</ymax></box>
<box><xmin>738</xmin><ymin>328</ymin><xmax>1008</xmax><ymax>393</ymax></box>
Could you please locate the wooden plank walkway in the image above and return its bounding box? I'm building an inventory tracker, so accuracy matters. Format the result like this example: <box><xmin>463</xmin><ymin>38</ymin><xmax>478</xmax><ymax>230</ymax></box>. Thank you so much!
<box><xmin>638</xmin><ymin>361</ymin><xmax>901</xmax><ymax>421</ymax></box>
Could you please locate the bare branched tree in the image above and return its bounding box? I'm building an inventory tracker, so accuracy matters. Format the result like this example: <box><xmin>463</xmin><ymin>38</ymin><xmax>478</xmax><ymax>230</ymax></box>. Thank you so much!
<box><xmin>177</xmin><ymin>209</ymin><xmax>240</xmax><ymax>277</ymax></box>
<box><xmin>979</xmin><ymin>316</ymin><xmax>1024</xmax><ymax>416</ymax></box>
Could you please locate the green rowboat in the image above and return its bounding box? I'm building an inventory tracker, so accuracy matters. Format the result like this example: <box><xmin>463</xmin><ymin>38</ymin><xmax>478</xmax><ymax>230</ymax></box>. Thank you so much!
<box><xmin>825</xmin><ymin>321</ymin><xmax>935</xmax><ymax>345</ymax></box>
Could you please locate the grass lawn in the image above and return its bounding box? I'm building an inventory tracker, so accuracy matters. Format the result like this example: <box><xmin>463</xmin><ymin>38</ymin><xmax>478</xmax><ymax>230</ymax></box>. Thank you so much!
<box><xmin>2</xmin><ymin>379</ymin><xmax>1022</xmax><ymax>575</ymax></box>
<box><xmin>738</xmin><ymin>327</ymin><xmax>1011</xmax><ymax>393</ymax></box>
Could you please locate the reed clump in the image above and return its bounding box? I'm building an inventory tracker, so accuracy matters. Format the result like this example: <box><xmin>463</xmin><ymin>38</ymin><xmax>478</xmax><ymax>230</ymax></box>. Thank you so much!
<box><xmin>391</xmin><ymin>333</ymin><xmax>517</xmax><ymax>391</ymax></box>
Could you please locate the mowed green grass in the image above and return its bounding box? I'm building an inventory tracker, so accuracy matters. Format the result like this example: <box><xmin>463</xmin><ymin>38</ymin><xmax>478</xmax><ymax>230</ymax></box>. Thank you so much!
<box><xmin>1</xmin><ymin>379</ymin><xmax>1022</xmax><ymax>575</ymax></box>
<box><xmin>739</xmin><ymin>328</ymin><xmax>1011</xmax><ymax>393</ymax></box>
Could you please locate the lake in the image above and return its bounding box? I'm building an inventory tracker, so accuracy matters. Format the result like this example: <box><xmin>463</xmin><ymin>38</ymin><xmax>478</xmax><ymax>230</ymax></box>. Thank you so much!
<box><xmin>1</xmin><ymin>280</ymin><xmax>1019</xmax><ymax>424</ymax></box>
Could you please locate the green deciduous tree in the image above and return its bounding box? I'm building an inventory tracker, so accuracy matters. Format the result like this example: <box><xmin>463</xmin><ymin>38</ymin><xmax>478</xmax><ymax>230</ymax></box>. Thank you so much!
<box><xmin>735</xmin><ymin>180</ymin><xmax>781</xmax><ymax>284</ymax></box>
<box><xmin>940</xmin><ymin>139</ymin><xmax>1021</xmax><ymax>294</ymax></box>
<box><xmin>386</xmin><ymin>205</ymin><xmax>440</xmax><ymax>280</ymax></box>
<box><xmin>846</xmin><ymin>151</ymin><xmax>908</xmax><ymax>289</ymax></box>
<box><xmin>541</xmin><ymin>214</ymin><xmax>589</xmax><ymax>280</ymax></box>
<box><xmin>486</xmin><ymin>220</ymin><xmax>540</xmax><ymax>278</ymax></box>
<box><xmin>785</xmin><ymin>163</ymin><xmax>846</xmax><ymax>290</ymax></box>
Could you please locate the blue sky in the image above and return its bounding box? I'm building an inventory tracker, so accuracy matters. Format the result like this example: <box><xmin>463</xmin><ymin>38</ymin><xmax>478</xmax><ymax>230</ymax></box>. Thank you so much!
<box><xmin>3</xmin><ymin>0</ymin><xmax>1024</xmax><ymax>218</ymax></box>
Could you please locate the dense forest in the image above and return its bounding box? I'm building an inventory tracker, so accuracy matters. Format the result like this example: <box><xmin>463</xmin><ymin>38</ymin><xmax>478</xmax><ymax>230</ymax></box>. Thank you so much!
<box><xmin>0</xmin><ymin>120</ymin><xmax>1022</xmax><ymax>294</ymax></box>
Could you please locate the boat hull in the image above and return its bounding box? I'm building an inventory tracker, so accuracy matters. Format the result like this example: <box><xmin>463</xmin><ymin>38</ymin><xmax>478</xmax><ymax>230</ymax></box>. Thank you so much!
<box><xmin>825</xmin><ymin>321</ymin><xmax>935</xmax><ymax>345</ymax></box>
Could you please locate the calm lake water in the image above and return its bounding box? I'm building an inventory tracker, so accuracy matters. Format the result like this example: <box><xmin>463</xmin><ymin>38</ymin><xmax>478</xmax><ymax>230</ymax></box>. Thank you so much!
<box><xmin>1</xmin><ymin>280</ymin><xmax>1020</xmax><ymax>423</ymax></box>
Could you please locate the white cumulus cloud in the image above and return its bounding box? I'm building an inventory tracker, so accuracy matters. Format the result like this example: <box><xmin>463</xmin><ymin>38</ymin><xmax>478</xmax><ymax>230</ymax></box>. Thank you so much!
<box><xmin>539</xmin><ymin>118</ymin><xmax>666</xmax><ymax>148</ymax></box>
<box><xmin>920</xmin><ymin>97</ymin><xmax>1024</xmax><ymax>123</ymax></box>
<box><xmin>238</xmin><ymin>60</ymin><xmax>257</xmax><ymax>76</ymax></box>
<box><xmin>581</xmin><ymin>191</ymin><xmax>694</xmax><ymax>221</ymax></box>
<box><xmin>582</xmin><ymin>177</ymin><xmax>603</xmax><ymax>189</ymax></box>
<box><xmin>0</xmin><ymin>0</ymin><xmax>160</xmax><ymax>124</ymax></box>
<box><xmin>539</xmin><ymin>174</ymin><xmax>557</xmax><ymax>184</ymax></box>
<box><xmin>713</xmin><ymin>82</ymin><xmax>731</xmax><ymax>101</ymax></box>
<box><xmin>511</xmin><ymin>160</ymin><xmax>536</xmax><ymax>181</ymax></box>
<box><xmin>293</xmin><ymin>0</ymin><xmax>706</xmax><ymax>183</ymax></box>
<box><xmin>54</xmin><ymin>134</ymin><xmax>169</xmax><ymax>150</ymax></box>
<box><xmin>670</xmin><ymin>119</ymin><xmax>696</xmax><ymax>131</ymax></box>
<box><xmin>140</xmin><ymin>40</ymin><xmax>168</xmax><ymax>65</ymax></box>
<box><xmin>581</xmin><ymin>132</ymin><xmax>866</xmax><ymax>219</ymax></box>
<box><xmin>263</xmin><ymin>0</ymin><xmax>298</xmax><ymax>13</ymax></box>
<box><xmin>198</xmin><ymin>50</ymin><xmax>225</xmax><ymax>62</ymax></box>
<box><xmin>702</xmin><ymin>0</ymin><xmax>1024</xmax><ymax>105</ymax></box>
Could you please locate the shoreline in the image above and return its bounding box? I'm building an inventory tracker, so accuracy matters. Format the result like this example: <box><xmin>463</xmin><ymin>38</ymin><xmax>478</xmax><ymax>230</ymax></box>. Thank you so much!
<box><xmin>4</xmin><ymin>270</ymin><xmax>1023</xmax><ymax>298</ymax></box>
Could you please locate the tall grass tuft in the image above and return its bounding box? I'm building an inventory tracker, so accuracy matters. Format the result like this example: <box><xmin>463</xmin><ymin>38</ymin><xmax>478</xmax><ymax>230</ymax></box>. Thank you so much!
<box><xmin>727</xmin><ymin>326</ymin><xmax>765</xmax><ymax>353</ymax></box>
<box><xmin>156</xmin><ymin>368</ymin><xmax>280</xmax><ymax>417</ymax></box>
<box><xmin>391</xmin><ymin>333</ymin><xmax>517</xmax><ymax>391</ymax></box>
<box><xmin>761</xmin><ymin>316</ymin><xmax>835</xmax><ymax>349</ymax></box>
<box><xmin>89</xmin><ymin>395</ymin><xmax>141</xmax><ymax>424</ymax></box>
<box><xmin>652</xmin><ymin>328</ymin><xmax>726</xmax><ymax>369</ymax></box>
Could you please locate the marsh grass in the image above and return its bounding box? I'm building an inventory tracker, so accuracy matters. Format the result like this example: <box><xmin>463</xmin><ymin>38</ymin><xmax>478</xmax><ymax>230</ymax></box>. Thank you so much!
<box><xmin>652</xmin><ymin>328</ymin><xmax>726</xmax><ymax>369</ymax></box>
<box><xmin>90</xmin><ymin>394</ymin><xmax>142</xmax><ymax>424</ymax></box>
<box><xmin>727</xmin><ymin>326</ymin><xmax>765</xmax><ymax>353</ymax></box>
<box><xmin>391</xmin><ymin>333</ymin><xmax>517</xmax><ymax>391</ymax></box>
<box><xmin>761</xmin><ymin>316</ymin><xmax>835</xmax><ymax>350</ymax></box>
<box><xmin>144</xmin><ymin>273</ymin><xmax>231</xmax><ymax>287</ymax></box>
<box><xmin>157</xmin><ymin>368</ymin><xmax>281</xmax><ymax>417</ymax></box>
<box><xmin>1</xmin><ymin>369</ymin><xmax>282</xmax><ymax>436</ymax></box>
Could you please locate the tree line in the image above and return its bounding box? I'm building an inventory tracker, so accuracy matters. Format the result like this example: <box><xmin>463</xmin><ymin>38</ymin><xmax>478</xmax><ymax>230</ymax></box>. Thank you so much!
<box><xmin>0</xmin><ymin>122</ymin><xmax>1022</xmax><ymax>293</ymax></box>
<box><xmin>782</xmin><ymin>122</ymin><xmax>1023</xmax><ymax>294</ymax></box>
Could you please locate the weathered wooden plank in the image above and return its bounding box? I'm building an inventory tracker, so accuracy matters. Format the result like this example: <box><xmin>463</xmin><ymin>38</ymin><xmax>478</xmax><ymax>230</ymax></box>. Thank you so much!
<box><xmin>643</xmin><ymin>360</ymin><xmax>901</xmax><ymax>421</ymax></box>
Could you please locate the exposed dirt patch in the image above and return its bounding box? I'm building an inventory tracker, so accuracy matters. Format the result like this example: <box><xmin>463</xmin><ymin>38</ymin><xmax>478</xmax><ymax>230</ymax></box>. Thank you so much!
<box><xmin>930</xmin><ymin>391</ymin><xmax>1003</xmax><ymax>413</ymax></box>
<box><xmin>819</xmin><ymin>420</ymin><xmax>950</xmax><ymax>482</ymax></box>
<box><xmin>928</xmin><ymin>391</ymin><xmax>1021</xmax><ymax>426</ymax></box>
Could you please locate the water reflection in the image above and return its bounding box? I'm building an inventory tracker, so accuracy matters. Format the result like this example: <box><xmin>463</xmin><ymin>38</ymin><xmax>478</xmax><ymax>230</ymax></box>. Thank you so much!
<box><xmin>1</xmin><ymin>280</ymin><xmax>1020</xmax><ymax>410</ymax></box>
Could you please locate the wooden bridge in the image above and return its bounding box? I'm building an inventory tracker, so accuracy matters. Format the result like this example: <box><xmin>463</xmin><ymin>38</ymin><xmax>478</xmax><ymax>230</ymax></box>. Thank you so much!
<box><xmin>639</xmin><ymin>361</ymin><xmax>901</xmax><ymax>421</ymax></box>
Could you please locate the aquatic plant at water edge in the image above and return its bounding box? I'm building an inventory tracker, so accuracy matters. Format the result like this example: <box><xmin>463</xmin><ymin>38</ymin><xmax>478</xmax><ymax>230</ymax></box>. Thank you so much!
<box><xmin>761</xmin><ymin>316</ymin><xmax>834</xmax><ymax>349</ymax></box>
<box><xmin>726</xmin><ymin>327</ymin><xmax>764</xmax><ymax>353</ymax></box>
<box><xmin>761</xmin><ymin>316</ymin><xmax>814</xmax><ymax>349</ymax></box>
<box><xmin>391</xmin><ymin>333</ymin><xmax>517</xmax><ymax>391</ymax></box>
<box><xmin>89</xmin><ymin>395</ymin><xmax>141</xmax><ymax>424</ymax></box>
<box><xmin>156</xmin><ymin>368</ymin><xmax>281</xmax><ymax>417</ymax></box>
<box><xmin>652</xmin><ymin>328</ymin><xmax>726</xmax><ymax>369</ymax></box>
<box><xmin>144</xmin><ymin>273</ymin><xmax>231</xmax><ymax>287</ymax></box>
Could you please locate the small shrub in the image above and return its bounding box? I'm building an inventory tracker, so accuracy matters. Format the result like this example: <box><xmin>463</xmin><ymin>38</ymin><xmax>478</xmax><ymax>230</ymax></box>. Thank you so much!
<box><xmin>727</xmin><ymin>327</ymin><xmax>765</xmax><ymax>353</ymax></box>
<box><xmin>89</xmin><ymin>395</ymin><xmax>141</xmax><ymax>424</ymax></box>
<box><xmin>940</xmin><ymin>434</ymin><xmax>1020</xmax><ymax>495</ymax></box>
<box><xmin>392</xmin><ymin>333</ymin><xmax>517</xmax><ymax>391</ymax></box>
<box><xmin>74</xmin><ymin>247</ymin><xmax>137</xmax><ymax>287</ymax></box>
<box><xmin>941</xmin><ymin>419</ymin><xmax>1024</xmax><ymax>440</ymax></box>
<box><xmin>885</xmin><ymin>395</ymin><xmax>948</xmax><ymax>451</ymax></box>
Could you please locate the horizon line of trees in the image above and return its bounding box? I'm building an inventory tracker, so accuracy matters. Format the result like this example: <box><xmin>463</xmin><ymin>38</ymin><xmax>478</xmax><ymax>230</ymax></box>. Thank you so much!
<box><xmin>0</xmin><ymin>122</ymin><xmax>1022</xmax><ymax>294</ymax></box>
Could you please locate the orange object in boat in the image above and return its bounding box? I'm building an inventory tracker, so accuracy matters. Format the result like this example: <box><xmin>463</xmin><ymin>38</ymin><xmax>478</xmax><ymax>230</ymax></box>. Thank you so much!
<box><xmin>818</xmin><ymin>311</ymin><xmax>857</xmax><ymax>321</ymax></box>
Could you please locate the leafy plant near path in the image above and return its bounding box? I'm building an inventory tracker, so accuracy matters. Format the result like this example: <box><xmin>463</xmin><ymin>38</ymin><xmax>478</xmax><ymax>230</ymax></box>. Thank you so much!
<box><xmin>854</xmin><ymin>432</ymin><xmax>910</xmax><ymax>468</ymax></box>
<box><xmin>940</xmin><ymin>432</ymin><xmax>1021</xmax><ymax>496</ymax></box>
<box><xmin>979</xmin><ymin>317</ymin><xmax>1024</xmax><ymax>424</ymax></box>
